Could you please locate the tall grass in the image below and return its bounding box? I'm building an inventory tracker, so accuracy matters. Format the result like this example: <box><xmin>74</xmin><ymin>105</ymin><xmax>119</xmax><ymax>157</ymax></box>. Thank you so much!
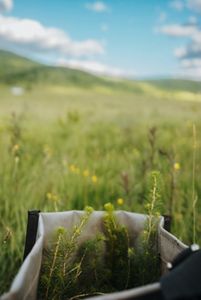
<box><xmin>0</xmin><ymin>84</ymin><xmax>201</xmax><ymax>294</ymax></box>
<box><xmin>192</xmin><ymin>124</ymin><xmax>198</xmax><ymax>244</ymax></box>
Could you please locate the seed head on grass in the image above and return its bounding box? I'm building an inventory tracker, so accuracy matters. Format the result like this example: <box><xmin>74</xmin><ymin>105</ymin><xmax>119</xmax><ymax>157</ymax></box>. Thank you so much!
<box><xmin>14</xmin><ymin>156</ymin><xmax>20</xmax><ymax>164</ymax></box>
<box><xmin>2</xmin><ymin>227</ymin><xmax>13</xmax><ymax>245</ymax></box>
<box><xmin>104</xmin><ymin>202</ymin><xmax>114</xmax><ymax>212</ymax></box>
<box><xmin>84</xmin><ymin>206</ymin><xmax>94</xmax><ymax>214</ymax></box>
<box><xmin>144</xmin><ymin>171</ymin><xmax>161</xmax><ymax>244</ymax></box>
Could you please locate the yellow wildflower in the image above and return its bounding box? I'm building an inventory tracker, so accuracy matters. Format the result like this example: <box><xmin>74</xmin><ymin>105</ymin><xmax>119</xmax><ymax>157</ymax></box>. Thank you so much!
<box><xmin>83</xmin><ymin>169</ymin><xmax>90</xmax><ymax>177</ymax></box>
<box><xmin>12</xmin><ymin>144</ymin><xmax>19</xmax><ymax>153</ymax></box>
<box><xmin>46</xmin><ymin>192</ymin><xmax>59</xmax><ymax>202</ymax></box>
<box><xmin>69</xmin><ymin>164</ymin><xmax>76</xmax><ymax>172</ymax></box>
<box><xmin>117</xmin><ymin>198</ymin><xmax>124</xmax><ymax>205</ymax></box>
<box><xmin>174</xmin><ymin>162</ymin><xmax>180</xmax><ymax>171</ymax></box>
<box><xmin>46</xmin><ymin>192</ymin><xmax>52</xmax><ymax>200</ymax></box>
<box><xmin>69</xmin><ymin>164</ymin><xmax>80</xmax><ymax>174</ymax></box>
<box><xmin>52</xmin><ymin>194</ymin><xmax>59</xmax><ymax>202</ymax></box>
<box><xmin>91</xmin><ymin>175</ymin><xmax>98</xmax><ymax>184</ymax></box>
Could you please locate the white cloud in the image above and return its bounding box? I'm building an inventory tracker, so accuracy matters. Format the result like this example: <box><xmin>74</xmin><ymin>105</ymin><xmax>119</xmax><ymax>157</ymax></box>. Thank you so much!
<box><xmin>173</xmin><ymin>32</ymin><xmax>201</xmax><ymax>78</ymax></box>
<box><xmin>170</xmin><ymin>0</ymin><xmax>185</xmax><ymax>11</ymax></box>
<box><xmin>194</xmin><ymin>31</ymin><xmax>201</xmax><ymax>44</ymax></box>
<box><xmin>162</xmin><ymin>1</ymin><xmax>201</xmax><ymax>78</ymax></box>
<box><xmin>0</xmin><ymin>0</ymin><xmax>13</xmax><ymax>13</ymax></box>
<box><xmin>174</xmin><ymin>54</ymin><xmax>201</xmax><ymax>80</ymax></box>
<box><xmin>187</xmin><ymin>0</ymin><xmax>201</xmax><ymax>12</ymax></box>
<box><xmin>178</xmin><ymin>43</ymin><xmax>201</xmax><ymax>59</ymax></box>
<box><xmin>57</xmin><ymin>59</ymin><xmax>135</xmax><ymax>78</ymax></box>
<box><xmin>170</xmin><ymin>0</ymin><xmax>201</xmax><ymax>13</ymax></box>
<box><xmin>181</xmin><ymin>58</ymin><xmax>201</xmax><ymax>68</ymax></box>
<box><xmin>188</xmin><ymin>16</ymin><xmax>197</xmax><ymax>24</ymax></box>
<box><xmin>174</xmin><ymin>46</ymin><xmax>188</xmax><ymax>58</ymax></box>
<box><xmin>159</xmin><ymin>21</ymin><xmax>201</xmax><ymax>55</ymax></box>
<box><xmin>177</xmin><ymin>65</ymin><xmax>201</xmax><ymax>79</ymax></box>
<box><xmin>86</xmin><ymin>1</ymin><xmax>108</xmax><ymax>13</ymax></box>
<box><xmin>0</xmin><ymin>15</ymin><xmax>104</xmax><ymax>57</ymax></box>
<box><xmin>178</xmin><ymin>57</ymin><xmax>201</xmax><ymax>80</ymax></box>
<box><xmin>159</xmin><ymin>22</ymin><xmax>201</xmax><ymax>60</ymax></box>
<box><xmin>158</xmin><ymin>24</ymin><xmax>197</xmax><ymax>37</ymax></box>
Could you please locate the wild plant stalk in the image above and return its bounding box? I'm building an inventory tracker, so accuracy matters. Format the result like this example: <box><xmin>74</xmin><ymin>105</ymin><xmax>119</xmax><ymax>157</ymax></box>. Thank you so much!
<box><xmin>146</xmin><ymin>171</ymin><xmax>160</xmax><ymax>243</ymax></box>
<box><xmin>158</xmin><ymin>148</ymin><xmax>175</xmax><ymax>217</ymax></box>
<box><xmin>169</xmin><ymin>155</ymin><xmax>176</xmax><ymax>218</ymax></box>
<box><xmin>147</xmin><ymin>174</ymin><xmax>156</xmax><ymax>242</ymax></box>
<box><xmin>45</xmin><ymin>228</ymin><xmax>64</xmax><ymax>300</ymax></box>
<box><xmin>192</xmin><ymin>124</ymin><xmax>197</xmax><ymax>244</ymax></box>
<box><xmin>121</xmin><ymin>172</ymin><xmax>130</xmax><ymax>200</ymax></box>
<box><xmin>148</xmin><ymin>127</ymin><xmax>157</xmax><ymax>170</ymax></box>
<box><xmin>137</xmin><ymin>171</ymin><xmax>161</xmax><ymax>285</ymax></box>
<box><xmin>104</xmin><ymin>203</ymin><xmax>130</xmax><ymax>290</ymax></box>
<box><xmin>62</xmin><ymin>207</ymin><xmax>93</xmax><ymax>277</ymax></box>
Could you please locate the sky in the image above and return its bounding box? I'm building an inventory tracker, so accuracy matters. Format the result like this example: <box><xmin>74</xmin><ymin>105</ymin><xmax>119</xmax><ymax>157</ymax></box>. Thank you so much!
<box><xmin>0</xmin><ymin>0</ymin><xmax>201</xmax><ymax>79</ymax></box>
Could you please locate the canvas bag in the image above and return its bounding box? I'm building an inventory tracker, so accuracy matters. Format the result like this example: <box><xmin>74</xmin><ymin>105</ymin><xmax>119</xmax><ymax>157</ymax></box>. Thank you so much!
<box><xmin>0</xmin><ymin>211</ymin><xmax>187</xmax><ymax>300</ymax></box>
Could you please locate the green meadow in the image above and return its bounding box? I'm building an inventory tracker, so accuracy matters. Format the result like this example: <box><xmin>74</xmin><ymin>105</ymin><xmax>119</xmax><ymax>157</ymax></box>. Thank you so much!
<box><xmin>0</xmin><ymin>50</ymin><xmax>201</xmax><ymax>293</ymax></box>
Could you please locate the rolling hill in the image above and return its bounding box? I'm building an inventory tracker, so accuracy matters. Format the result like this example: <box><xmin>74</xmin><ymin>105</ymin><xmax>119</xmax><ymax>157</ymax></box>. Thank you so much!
<box><xmin>0</xmin><ymin>50</ymin><xmax>107</xmax><ymax>88</ymax></box>
<box><xmin>0</xmin><ymin>49</ymin><xmax>201</xmax><ymax>94</ymax></box>
<box><xmin>146</xmin><ymin>79</ymin><xmax>201</xmax><ymax>94</ymax></box>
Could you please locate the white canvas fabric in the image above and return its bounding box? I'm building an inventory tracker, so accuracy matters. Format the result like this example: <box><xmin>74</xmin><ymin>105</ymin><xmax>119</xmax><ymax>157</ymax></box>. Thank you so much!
<box><xmin>1</xmin><ymin>211</ymin><xmax>187</xmax><ymax>300</ymax></box>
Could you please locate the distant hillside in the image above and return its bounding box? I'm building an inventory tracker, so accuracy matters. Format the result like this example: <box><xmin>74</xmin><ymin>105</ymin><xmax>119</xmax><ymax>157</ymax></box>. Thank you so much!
<box><xmin>0</xmin><ymin>50</ymin><xmax>40</xmax><ymax>76</ymax></box>
<box><xmin>0</xmin><ymin>49</ymin><xmax>200</xmax><ymax>95</ymax></box>
<box><xmin>0</xmin><ymin>50</ymin><xmax>145</xmax><ymax>93</ymax></box>
<box><xmin>0</xmin><ymin>49</ymin><xmax>108</xmax><ymax>87</ymax></box>
<box><xmin>146</xmin><ymin>79</ymin><xmax>201</xmax><ymax>94</ymax></box>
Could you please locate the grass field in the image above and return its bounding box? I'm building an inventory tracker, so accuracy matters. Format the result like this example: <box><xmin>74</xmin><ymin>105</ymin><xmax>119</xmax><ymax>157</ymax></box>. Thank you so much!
<box><xmin>0</xmin><ymin>50</ymin><xmax>201</xmax><ymax>294</ymax></box>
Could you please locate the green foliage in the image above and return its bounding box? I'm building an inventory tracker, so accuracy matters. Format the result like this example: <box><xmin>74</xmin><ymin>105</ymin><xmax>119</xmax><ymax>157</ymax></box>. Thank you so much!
<box><xmin>135</xmin><ymin>171</ymin><xmax>162</xmax><ymax>285</ymax></box>
<box><xmin>38</xmin><ymin>205</ymin><xmax>160</xmax><ymax>299</ymax></box>
<box><xmin>103</xmin><ymin>203</ymin><xmax>130</xmax><ymax>290</ymax></box>
<box><xmin>38</xmin><ymin>207</ymin><xmax>94</xmax><ymax>300</ymax></box>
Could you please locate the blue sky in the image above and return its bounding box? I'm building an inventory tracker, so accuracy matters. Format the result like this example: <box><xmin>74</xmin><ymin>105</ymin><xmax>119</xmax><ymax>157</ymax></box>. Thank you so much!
<box><xmin>0</xmin><ymin>0</ymin><xmax>201</xmax><ymax>79</ymax></box>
